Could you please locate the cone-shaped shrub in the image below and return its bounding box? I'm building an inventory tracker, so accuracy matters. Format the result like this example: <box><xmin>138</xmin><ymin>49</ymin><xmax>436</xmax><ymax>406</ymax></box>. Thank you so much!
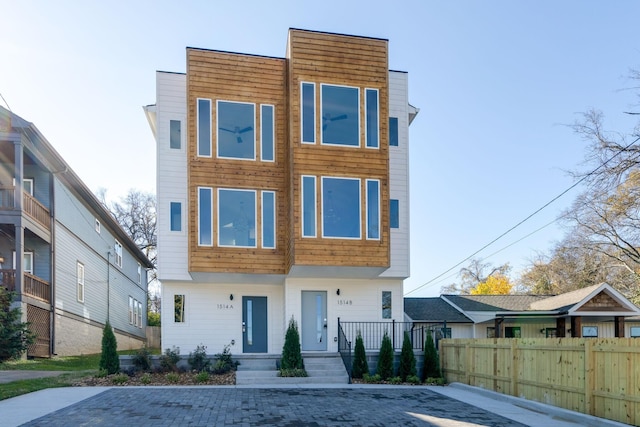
<box><xmin>397</xmin><ymin>331</ymin><xmax>417</xmax><ymax>381</ymax></box>
<box><xmin>0</xmin><ymin>287</ymin><xmax>35</xmax><ymax>362</ymax></box>
<box><xmin>422</xmin><ymin>331</ymin><xmax>441</xmax><ymax>380</ymax></box>
<box><xmin>376</xmin><ymin>332</ymin><xmax>394</xmax><ymax>380</ymax></box>
<box><xmin>281</xmin><ymin>316</ymin><xmax>303</xmax><ymax>370</ymax></box>
<box><xmin>99</xmin><ymin>320</ymin><xmax>119</xmax><ymax>374</ymax></box>
<box><xmin>351</xmin><ymin>332</ymin><xmax>369</xmax><ymax>378</ymax></box>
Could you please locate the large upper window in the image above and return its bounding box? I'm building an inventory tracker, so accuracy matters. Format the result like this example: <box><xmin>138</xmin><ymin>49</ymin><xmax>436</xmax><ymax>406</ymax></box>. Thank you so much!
<box><xmin>302</xmin><ymin>176</ymin><xmax>316</xmax><ymax>237</ymax></box>
<box><xmin>365</xmin><ymin>89</ymin><xmax>379</xmax><ymax>148</ymax></box>
<box><xmin>198</xmin><ymin>188</ymin><xmax>213</xmax><ymax>246</ymax></box>
<box><xmin>197</xmin><ymin>99</ymin><xmax>211</xmax><ymax>157</ymax></box>
<box><xmin>322</xmin><ymin>177</ymin><xmax>361</xmax><ymax>239</ymax></box>
<box><xmin>217</xmin><ymin>100</ymin><xmax>255</xmax><ymax>160</ymax></box>
<box><xmin>321</xmin><ymin>84</ymin><xmax>360</xmax><ymax>147</ymax></box>
<box><xmin>218</xmin><ymin>189</ymin><xmax>256</xmax><ymax>247</ymax></box>
<box><xmin>301</xmin><ymin>82</ymin><xmax>316</xmax><ymax>144</ymax></box>
<box><xmin>366</xmin><ymin>180</ymin><xmax>380</xmax><ymax>240</ymax></box>
<box><xmin>261</xmin><ymin>105</ymin><xmax>274</xmax><ymax>161</ymax></box>
<box><xmin>262</xmin><ymin>191</ymin><xmax>275</xmax><ymax>249</ymax></box>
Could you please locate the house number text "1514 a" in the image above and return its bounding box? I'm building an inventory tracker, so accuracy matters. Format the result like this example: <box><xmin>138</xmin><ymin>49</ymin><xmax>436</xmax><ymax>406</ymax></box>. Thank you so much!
<box><xmin>217</xmin><ymin>304</ymin><xmax>233</xmax><ymax>309</ymax></box>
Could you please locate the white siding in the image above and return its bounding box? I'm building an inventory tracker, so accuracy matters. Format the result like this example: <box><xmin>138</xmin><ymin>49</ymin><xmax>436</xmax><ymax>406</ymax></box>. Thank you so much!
<box><xmin>381</xmin><ymin>71</ymin><xmax>410</xmax><ymax>279</ymax></box>
<box><xmin>156</xmin><ymin>72</ymin><xmax>190</xmax><ymax>281</ymax></box>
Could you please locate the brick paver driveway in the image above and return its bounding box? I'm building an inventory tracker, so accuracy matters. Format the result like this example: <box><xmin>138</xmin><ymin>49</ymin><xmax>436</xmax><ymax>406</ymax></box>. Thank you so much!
<box><xmin>23</xmin><ymin>387</ymin><xmax>527</xmax><ymax>426</ymax></box>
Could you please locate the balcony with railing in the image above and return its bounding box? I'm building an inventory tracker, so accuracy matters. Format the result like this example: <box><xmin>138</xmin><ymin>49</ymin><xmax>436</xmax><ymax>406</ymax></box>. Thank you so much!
<box><xmin>0</xmin><ymin>186</ymin><xmax>50</xmax><ymax>231</ymax></box>
<box><xmin>0</xmin><ymin>269</ymin><xmax>51</xmax><ymax>303</ymax></box>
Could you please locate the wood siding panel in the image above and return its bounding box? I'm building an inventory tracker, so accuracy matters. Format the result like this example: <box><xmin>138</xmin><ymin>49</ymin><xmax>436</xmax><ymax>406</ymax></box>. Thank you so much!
<box><xmin>287</xmin><ymin>29</ymin><xmax>390</xmax><ymax>269</ymax></box>
<box><xmin>187</xmin><ymin>50</ymin><xmax>288</xmax><ymax>274</ymax></box>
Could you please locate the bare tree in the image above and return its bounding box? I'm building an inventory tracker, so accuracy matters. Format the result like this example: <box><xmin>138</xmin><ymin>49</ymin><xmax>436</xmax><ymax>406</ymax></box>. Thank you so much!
<box><xmin>441</xmin><ymin>259</ymin><xmax>511</xmax><ymax>295</ymax></box>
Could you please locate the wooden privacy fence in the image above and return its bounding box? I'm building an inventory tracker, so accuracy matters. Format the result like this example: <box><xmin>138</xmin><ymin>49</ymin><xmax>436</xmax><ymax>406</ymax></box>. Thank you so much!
<box><xmin>440</xmin><ymin>338</ymin><xmax>640</xmax><ymax>426</ymax></box>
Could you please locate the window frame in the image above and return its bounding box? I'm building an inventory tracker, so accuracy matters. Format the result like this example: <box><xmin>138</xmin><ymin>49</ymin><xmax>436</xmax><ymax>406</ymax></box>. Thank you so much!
<box><xmin>77</xmin><ymin>262</ymin><xmax>85</xmax><ymax>303</ymax></box>
<box><xmin>583</xmin><ymin>326</ymin><xmax>598</xmax><ymax>337</ymax></box>
<box><xmin>137</xmin><ymin>263</ymin><xmax>142</xmax><ymax>285</ymax></box>
<box><xmin>301</xmin><ymin>175</ymin><xmax>317</xmax><ymax>238</ymax></box>
<box><xmin>129</xmin><ymin>296</ymin><xmax>134</xmax><ymax>324</ymax></box>
<box><xmin>170</xmin><ymin>201</ymin><xmax>182</xmax><ymax>232</ymax></box>
<box><xmin>217</xmin><ymin>188</ymin><xmax>257</xmax><ymax>248</ymax></box>
<box><xmin>390</xmin><ymin>199</ymin><xmax>400</xmax><ymax>229</ymax></box>
<box><xmin>138</xmin><ymin>300</ymin><xmax>143</xmax><ymax>328</ymax></box>
<box><xmin>95</xmin><ymin>219</ymin><xmax>101</xmax><ymax>234</ymax></box>
<box><xmin>365</xmin><ymin>88</ymin><xmax>379</xmax><ymax>149</ymax></box>
<box><xmin>301</xmin><ymin>82</ymin><xmax>316</xmax><ymax>144</ymax></box>
<box><xmin>12</xmin><ymin>251</ymin><xmax>34</xmax><ymax>274</ymax></box>
<box><xmin>366</xmin><ymin>179</ymin><xmax>380</xmax><ymax>240</ymax></box>
<box><xmin>320</xmin><ymin>83</ymin><xmax>361</xmax><ymax>148</ymax></box>
<box><xmin>174</xmin><ymin>294</ymin><xmax>185</xmax><ymax>323</ymax></box>
<box><xmin>114</xmin><ymin>240</ymin><xmax>123</xmax><ymax>268</ymax></box>
<box><xmin>381</xmin><ymin>291</ymin><xmax>392</xmax><ymax>319</ymax></box>
<box><xmin>23</xmin><ymin>178</ymin><xmax>34</xmax><ymax>196</ymax></box>
<box><xmin>321</xmin><ymin>176</ymin><xmax>361</xmax><ymax>240</ymax></box>
<box><xmin>389</xmin><ymin>117</ymin><xmax>399</xmax><ymax>147</ymax></box>
<box><xmin>216</xmin><ymin>100</ymin><xmax>256</xmax><ymax>161</ymax></box>
<box><xmin>261</xmin><ymin>191</ymin><xmax>276</xmax><ymax>249</ymax></box>
<box><xmin>197</xmin><ymin>98</ymin><xmax>212</xmax><ymax>157</ymax></box>
<box><xmin>260</xmin><ymin>104</ymin><xmax>275</xmax><ymax>162</ymax></box>
<box><xmin>169</xmin><ymin>119</ymin><xmax>182</xmax><ymax>150</ymax></box>
<box><xmin>198</xmin><ymin>187</ymin><xmax>213</xmax><ymax>247</ymax></box>
<box><xmin>630</xmin><ymin>326</ymin><xmax>640</xmax><ymax>338</ymax></box>
<box><xmin>504</xmin><ymin>326</ymin><xmax>521</xmax><ymax>338</ymax></box>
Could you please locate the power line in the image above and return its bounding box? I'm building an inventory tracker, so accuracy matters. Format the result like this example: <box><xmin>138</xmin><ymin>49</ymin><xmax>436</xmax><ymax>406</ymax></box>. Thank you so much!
<box><xmin>406</xmin><ymin>134</ymin><xmax>640</xmax><ymax>296</ymax></box>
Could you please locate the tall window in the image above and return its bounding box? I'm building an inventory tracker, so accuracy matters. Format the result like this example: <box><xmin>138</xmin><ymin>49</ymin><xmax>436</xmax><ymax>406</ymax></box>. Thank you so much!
<box><xmin>261</xmin><ymin>105</ymin><xmax>274</xmax><ymax>161</ymax></box>
<box><xmin>95</xmin><ymin>219</ymin><xmax>101</xmax><ymax>234</ymax></box>
<box><xmin>262</xmin><ymin>191</ymin><xmax>276</xmax><ymax>249</ymax></box>
<box><xmin>301</xmin><ymin>82</ymin><xmax>316</xmax><ymax>144</ymax></box>
<box><xmin>114</xmin><ymin>241</ymin><xmax>123</xmax><ymax>268</ymax></box>
<box><xmin>382</xmin><ymin>291</ymin><xmax>392</xmax><ymax>319</ymax></box>
<box><xmin>198</xmin><ymin>188</ymin><xmax>212</xmax><ymax>246</ymax></box>
<box><xmin>217</xmin><ymin>100</ymin><xmax>255</xmax><ymax>160</ymax></box>
<box><xmin>218</xmin><ymin>189</ymin><xmax>256</xmax><ymax>247</ymax></box>
<box><xmin>366</xmin><ymin>179</ymin><xmax>380</xmax><ymax>240</ymax></box>
<box><xmin>365</xmin><ymin>89</ymin><xmax>379</xmax><ymax>148</ymax></box>
<box><xmin>174</xmin><ymin>294</ymin><xmax>185</xmax><ymax>323</ymax></box>
<box><xmin>170</xmin><ymin>202</ymin><xmax>182</xmax><ymax>232</ymax></box>
<box><xmin>389</xmin><ymin>117</ymin><xmax>399</xmax><ymax>147</ymax></box>
<box><xmin>321</xmin><ymin>84</ymin><xmax>359</xmax><ymax>147</ymax></box>
<box><xmin>23</xmin><ymin>178</ymin><xmax>34</xmax><ymax>196</ymax></box>
<box><xmin>170</xmin><ymin>119</ymin><xmax>181</xmax><ymax>149</ymax></box>
<box><xmin>322</xmin><ymin>177</ymin><xmax>361</xmax><ymax>239</ymax></box>
<box><xmin>138</xmin><ymin>301</ymin><xmax>143</xmax><ymax>328</ymax></box>
<box><xmin>197</xmin><ymin>99</ymin><xmax>211</xmax><ymax>157</ymax></box>
<box><xmin>129</xmin><ymin>296</ymin><xmax>134</xmax><ymax>324</ymax></box>
<box><xmin>302</xmin><ymin>176</ymin><xmax>316</xmax><ymax>237</ymax></box>
<box><xmin>137</xmin><ymin>263</ymin><xmax>142</xmax><ymax>285</ymax></box>
<box><xmin>77</xmin><ymin>262</ymin><xmax>85</xmax><ymax>303</ymax></box>
<box><xmin>390</xmin><ymin>199</ymin><xmax>399</xmax><ymax>229</ymax></box>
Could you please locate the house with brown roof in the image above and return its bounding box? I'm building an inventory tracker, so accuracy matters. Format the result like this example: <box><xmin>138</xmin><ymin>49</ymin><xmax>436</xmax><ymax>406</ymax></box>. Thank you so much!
<box><xmin>405</xmin><ymin>283</ymin><xmax>640</xmax><ymax>339</ymax></box>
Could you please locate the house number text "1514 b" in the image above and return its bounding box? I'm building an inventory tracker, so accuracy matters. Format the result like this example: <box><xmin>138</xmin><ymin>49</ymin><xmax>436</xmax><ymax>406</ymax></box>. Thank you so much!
<box><xmin>337</xmin><ymin>299</ymin><xmax>353</xmax><ymax>305</ymax></box>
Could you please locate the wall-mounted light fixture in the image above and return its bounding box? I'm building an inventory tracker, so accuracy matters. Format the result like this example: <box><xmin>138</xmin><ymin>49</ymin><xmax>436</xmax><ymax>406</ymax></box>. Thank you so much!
<box><xmin>540</xmin><ymin>328</ymin><xmax>545</xmax><ymax>334</ymax></box>
<box><xmin>230</xmin><ymin>294</ymin><xmax>234</xmax><ymax>301</ymax></box>
<box><xmin>336</xmin><ymin>289</ymin><xmax>340</xmax><ymax>296</ymax></box>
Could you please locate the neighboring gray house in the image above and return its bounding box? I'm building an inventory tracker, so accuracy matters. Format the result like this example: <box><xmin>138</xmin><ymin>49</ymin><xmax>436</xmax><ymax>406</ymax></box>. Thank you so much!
<box><xmin>0</xmin><ymin>106</ymin><xmax>153</xmax><ymax>357</ymax></box>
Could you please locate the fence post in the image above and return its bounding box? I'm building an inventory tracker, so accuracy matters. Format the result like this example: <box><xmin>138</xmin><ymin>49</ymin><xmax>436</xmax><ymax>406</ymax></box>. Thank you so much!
<box><xmin>392</xmin><ymin>319</ymin><xmax>396</xmax><ymax>349</ymax></box>
<box><xmin>511</xmin><ymin>339</ymin><xmax>518</xmax><ymax>397</ymax></box>
<box><xmin>465</xmin><ymin>341</ymin><xmax>471</xmax><ymax>385</ymax></box>
<box><xmin>584</xmin><ymin>339</ymin><xmax>594</xmax><ymax>416</ymax></box>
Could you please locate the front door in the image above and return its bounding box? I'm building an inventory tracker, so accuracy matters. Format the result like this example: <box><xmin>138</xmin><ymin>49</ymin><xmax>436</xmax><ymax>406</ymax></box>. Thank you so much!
<box><xmin>242</xmin><ymin>296</ymin><xmax>267</xmax><ymax>353</ymax></box>
<box><xmin>301</xmin><ymin>291</ymin><xmax>327</xmax><ymax>351</ymax></box>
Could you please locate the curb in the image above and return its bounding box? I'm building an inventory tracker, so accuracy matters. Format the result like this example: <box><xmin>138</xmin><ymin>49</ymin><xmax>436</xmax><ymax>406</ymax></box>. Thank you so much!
<box><xmin>448</xmin><ymin>383</ymin><xmax>631</xmax><ymax>427</ymax></box>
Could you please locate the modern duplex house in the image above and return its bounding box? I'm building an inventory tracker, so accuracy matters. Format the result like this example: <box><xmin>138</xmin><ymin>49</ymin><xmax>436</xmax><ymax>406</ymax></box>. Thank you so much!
<box><xmin>0</xmin><ymin>106</ymin><xmax>153</xmax><ymax>357</ymax></box>
<box><xmin>145</xmin><ymin>29</ymin><xmax>417</xmax><ymax>355</ymax></box>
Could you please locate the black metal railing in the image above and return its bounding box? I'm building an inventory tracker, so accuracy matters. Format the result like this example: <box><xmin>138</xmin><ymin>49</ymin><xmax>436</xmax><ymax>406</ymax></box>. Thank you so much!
<box><xmin>339</xmin><ymin>320</ymin><xmax>447</xmax><ymax>352</ymax></box>
<box><xmin>337</xmin><ymin>318</ymin><xmax>352</xmax><ymax>384</ymax></box>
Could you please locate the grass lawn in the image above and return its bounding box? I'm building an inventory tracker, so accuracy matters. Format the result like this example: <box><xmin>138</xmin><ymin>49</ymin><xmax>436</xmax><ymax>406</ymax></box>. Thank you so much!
<box><xmin>0</xmin><ymin>371</ymin><xmax>92</xmax><ymax>401</ymax></box>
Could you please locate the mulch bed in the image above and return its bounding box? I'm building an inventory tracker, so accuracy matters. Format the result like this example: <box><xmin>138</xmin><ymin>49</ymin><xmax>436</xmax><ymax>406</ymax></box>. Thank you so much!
<box><xmin>73</xmin><ymin>371</ymin><xmax>235</xmax><ymax>387</ymax></box>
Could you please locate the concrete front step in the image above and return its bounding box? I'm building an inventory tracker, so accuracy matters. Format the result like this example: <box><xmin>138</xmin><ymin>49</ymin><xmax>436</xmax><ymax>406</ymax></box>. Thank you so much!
<box><xmin>234</xmin><ymin>353</ymin><xmax>349</xmax><ymax>385</ymax></box>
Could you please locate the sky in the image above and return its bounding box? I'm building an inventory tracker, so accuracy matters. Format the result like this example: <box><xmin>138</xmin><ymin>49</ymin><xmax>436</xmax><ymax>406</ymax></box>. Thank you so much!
<box><xmin>2</xmin><ymin>1</ymin><xmax>639</xmax><ymax>297</ymax></box>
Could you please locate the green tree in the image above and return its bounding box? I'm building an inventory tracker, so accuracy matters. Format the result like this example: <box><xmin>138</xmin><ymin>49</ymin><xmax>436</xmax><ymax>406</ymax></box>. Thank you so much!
<box><xmin>422</xmin><ymin>331</ymin><xmax>441</xmax><ymax>380</ymax></box>
<box><xmin>0</xmin><ymin>288</ymin><xmax>35</xmax><ymax>362</ymax></box>
<box><xmin>351</xmin><ymin>332</ymin><xmax>369</xmax><ymax>379</ymax></box>
<box><xmin>99</xmin><ymin>320</ymin><xmax>119</xmax><ymax>374</ymax></box>
<box><xmin>397</xmin><ymin>332</ymin><xmax>417</xmax><ymax>381</ymax></box>
<box><xmin>470</xmin><ymin>274</ymin><xmax>513</xmax><ymax>295</ymax></box>
<box><xmin>281</xmin><ymin>317</ymin><xmax>303</xmax><ymax>370</ymax></box>
<box><xmin>376</xmin><ymin>332</ymin><xmax>394</xmax><ymax>380</ymax></box>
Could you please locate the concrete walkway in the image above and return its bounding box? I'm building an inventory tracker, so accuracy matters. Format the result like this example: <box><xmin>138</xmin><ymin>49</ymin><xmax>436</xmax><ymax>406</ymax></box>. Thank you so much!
<box><xmin>0</xmin><ymin>382</ymin><xmax>630</xmax><ymax>426</ymax></box>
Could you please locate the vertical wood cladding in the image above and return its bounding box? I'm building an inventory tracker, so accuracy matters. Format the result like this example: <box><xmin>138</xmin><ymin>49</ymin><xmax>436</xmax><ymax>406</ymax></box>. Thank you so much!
<box><xmin>287</xmin><ymin>29</ymin><xmax>390</xmax><ymax>268</ymax></box>
<box><xmin>187</xmin><ymin>49</ymin><xmax>287</xmax><ymax>274</ymax></box>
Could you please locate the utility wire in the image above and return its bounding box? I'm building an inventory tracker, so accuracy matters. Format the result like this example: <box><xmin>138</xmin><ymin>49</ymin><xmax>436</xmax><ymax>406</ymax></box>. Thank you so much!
<box><xmin>406</xmin><ymin>134</ymin><xmax>640</xmax><ymax>296</ymax></box>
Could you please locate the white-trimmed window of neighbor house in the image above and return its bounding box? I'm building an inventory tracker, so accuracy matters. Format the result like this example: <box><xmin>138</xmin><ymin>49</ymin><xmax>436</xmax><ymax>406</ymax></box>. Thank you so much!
<box><xmin>169</xmin><ymin>119</ymin><xmax>181</xmax><ymax>149</ymax></box>
<box><xmin>631</xmin><ymin>327</ymin><xmax>640</xmax><ymax>338</ymax></box>
<box><xmin>137</xmin><ymin>263</ymin><xmax>142</xmax><ymax>285</ymax></box>
<box><xmin>23</xmin><ymin>178</ymin><xmax>34</xmax><ymax>196</ymax></box>
<box><xmin>365</xmin><ymin>88</ymin><xmax>379</xmax><ymax>149</ymax></box>
<box><xmin>262</xmin><ymin>191</ymin><xmax>276</xmax><ymax>249</ymax></box>
<box><xmin>170</xmin><ymin>202</ymin><xmax>182</xmax><ymax>232</ymax></box>
<box><xmin>77</xmin><ymin>262</ymin><xmax>85</xmax><ymax>303</ymax></box>
<box><xmin>321</xmin><ymin>84</ymin><xmax>360</xmax><ymax>147</ymax></box>
<box><xmin>133</xmin><ymin>298</ymin><xmax>139</xmax><ymax>327</ymax></box>
<box><xmin>138</xmin><ymin>300</ymin><xmax>143</xmax><ymax>328</ymax></box>
<box><xmin>114</xmin><ymin>240</ymin><xmax>123</xmax><ymax>268</ymax></box>
<box><xmin>129</xmin><ymin>296</ymin><xmax>134</xmax><ymax>324</ymax></box>
<box><xmin>302</xmin><ymin>176</ymin><xmax>316</xmax><ymax>238</ymax></box>
<box><xmin>301</xmin><ymin>82</ymin><xmax>315</xmax><ymax>144</ymax></box>
<box><xmin>95</xmin><ymin>218</ymin><xmax>101</xmax><ymax>234</ymax></box>
<box><xmin>382</xmin><ymin>291</ymin><xmax>392</xmax><ymax>319</ymax></box>
<box><xmin>13</xmin><ymin>251</ymin><xmax>33</xmax><ymax>274</ymax></box>
<box><xmin>366</xmin><ymin>179</ymin><xmax>380</xmax><ymax>240</ymax></box>
<box><xmin>197</xmin><ymin>98</ymin><xmax>211</xmax><ymax>157</ymax></box>
<box><xmin>198</xmin><ymin>187</ymin><xmax>213</xmax><ymax>246</ymax></box>
<box><xmin>322</xmin><ymin>176</ymin><xmax>361</xmax><ymax>239</ymax></box>
<box><xmin>217</xmin><ymin>100</ymin><xmax>255</xmax><ymax>160</ymax></box>
<box><xmin>261</xmin><ymin>104</ymin><xmax>274</xmax><ymax>162</ymax></box>
<box><xmin>218</xmin><ymin>188</ymin><xmax>257</xmax><ymax>248</ymax></box>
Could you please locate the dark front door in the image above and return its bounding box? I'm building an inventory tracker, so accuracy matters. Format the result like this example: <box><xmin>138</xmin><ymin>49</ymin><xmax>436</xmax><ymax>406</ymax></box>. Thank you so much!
<box><xmin>242</xmin><ymin>296</ymin><xmax>267</xmax><ymax>353</ymax></box>
<box><xmin>301</xmin><ymin>291</ymin><xmax>327</xmax><ymax>351</ymax></box>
